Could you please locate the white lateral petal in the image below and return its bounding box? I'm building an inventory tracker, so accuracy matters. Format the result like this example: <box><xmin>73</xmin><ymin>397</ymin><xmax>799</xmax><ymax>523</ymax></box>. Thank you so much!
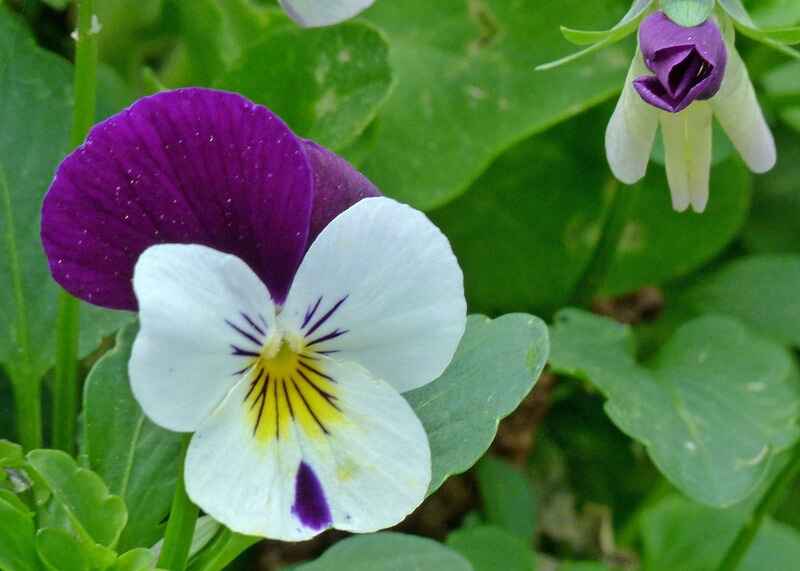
<box><xmin>185</xmin><ymin>358</ymin><xmax>430</xmax><ymax>540</ymax></box>
<box><xmin>712</xmin><ymin>48</ymin><xmax>777</xmax><ymax>174</ymax></box>
<box><xmin>279</xmin><ymin>0</ymin><xmax>374</xmax><ymax>28</ymax></box>
<box><xmin>605</xmin><ymin>49</ymin><xmax>659</xmax><ymax>185</ymax></box>
<box><xmin>281</xmin><ymin>197</ymin><xmax>466</xmax><ymax>394</ymax></box>
<box><xmin>130</xmin><ymin>244</ymin><xmax>276</xmax><ymax>432</ymax></box>
<box><xmin>660</xmin><ymin>103</ymin><xmax>713</xmax><ymax>213</ymax></box>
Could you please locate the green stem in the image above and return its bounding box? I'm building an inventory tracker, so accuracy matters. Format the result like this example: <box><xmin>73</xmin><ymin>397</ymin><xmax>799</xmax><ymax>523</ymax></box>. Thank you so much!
<box><xmin>717</xmin><ymin>444</ymin><xmax>800</xmax><ymax>571</ymax></box>
<box><xmin>0</xmin><ymin>165</ymin><xmax>42</xmax><ymax>451</ymax></box>
<box><xmin>159</xmin><ymin>436</ymin><xmax>200</xmax><ymax>571</ymax></box>
<box><xmin>188</xmin><ymin>529</ymin><xmax>259</xmax><ymax>571</ymax></box>
<box><xmin>52</xmin><ymin>0</ymin><xmax>98</xmax><ymax>453</ymax></box>
<box><xmin>569</xmin><ymin>179</ymin><xmax>635</xmax><ymax>306</ymax></box>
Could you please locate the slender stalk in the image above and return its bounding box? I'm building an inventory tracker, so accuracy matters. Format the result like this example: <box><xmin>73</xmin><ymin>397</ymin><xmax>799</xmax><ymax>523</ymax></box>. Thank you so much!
<box><xmin>52</xmin><ymin>0</ymin><xmax>98</xmax><ymax>453</ymax></box>
<box><xmin>158</xmin><ymin>436</ymin><xmax>200</xmax><ymax>571</ymax></box>
<box><xmin>1</xmin><ymin>166</ymin><xmax>42</xmax><ymax>451</ymax></box>
<box><xmin>188</xmin><ymin>529</ymin><xmax>259</xmax><ymax>571</ymax></box>
<box><xmin>569</xmin><ymin>179</ymin><xmax>636</xmax><ymax>306</ymax></box>
<box><xmin>717</xmin><ymin>444</ymin><xmax>800</xmax><ymax>571</ymax></box>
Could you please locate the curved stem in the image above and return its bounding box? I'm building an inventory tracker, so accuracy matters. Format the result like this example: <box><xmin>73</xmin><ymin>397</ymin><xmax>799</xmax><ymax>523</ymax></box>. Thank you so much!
<box><xmin>188</xmin><ymin>529</ymin><xmax>259</xmax><ymax>571</ymax></box>
<box><xmin>158</xmin><ymin>436</ymin><xmax>200</xmax><ymax>571</ymax></box>
<box><xmin>569</xmin><ymin>179</ymin><xmax>635</xmax><ymax>306</ymax></box>
<box><xmin>52</xmin><ymin>0</ymin><xmax>98</xmax><ymax>453</ymax></box>
<box><xmin>717</xmin><ymin>443</ymin><xmax>800</xmax><ymax>571</ymax></box>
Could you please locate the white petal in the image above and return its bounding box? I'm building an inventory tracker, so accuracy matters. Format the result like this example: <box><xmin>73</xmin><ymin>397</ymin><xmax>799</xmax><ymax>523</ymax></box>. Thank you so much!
<box><xmin>605</xmin><ymin>49</ymin><xmax>659</xmax><ymax>185</ymax></box>
<box><xmin>660</xmin><ymin>103</ymin><xmax>713</xmax><ymax>213</ymax></box>
<box><xmin>130</xmin><ymin>244</ymin><xmax>276</xmax><ymax>432</ymax></box>
<box><xmin>279</xmin><ymin>0</ymin><xmax>374</xmax><ymax>27</ymax></box>
<box><xmin>280</xmin><ymin>197</ymin><xmax>466</xmax><ymax>394</ymax></box>
<box><xmin>712</xmin><ymin>48</ymin><xmax>777</xmax><ymax>174</ymax></box>
<box><xmin>184</xmin><ymin>358</ymin><xmax>430</xmax><ymax>540</ymax></box>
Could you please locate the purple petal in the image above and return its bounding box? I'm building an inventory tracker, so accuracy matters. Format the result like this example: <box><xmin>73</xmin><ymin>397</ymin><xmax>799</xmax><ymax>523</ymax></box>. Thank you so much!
<box><xmin>41</xmin><ymin>88</ymin><xmax>313</xmax><ymax>309</ymax></box>
<box><xmin>291</xmin><ymin>461</ymin><xmax>332</xmax><ymax>531</ymax></box>
<box><xmin>303</xmin><ymin>141</ymin><xmax>380</xmax><ymax>243</ymax></box>
<box><xmin>634</xmin><ymin>11</ymin><xmax>727</xmax><ymax>113</ymax></box>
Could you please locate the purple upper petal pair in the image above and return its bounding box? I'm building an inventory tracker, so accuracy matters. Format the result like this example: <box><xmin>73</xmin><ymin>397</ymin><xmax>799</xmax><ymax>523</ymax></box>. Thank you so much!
<box><xmin>634</xmin><ymin>11</ymin><xmax>727</xmax><ymax>113</ymax></box>
<box><xmin>41</xmin><ymin>88</ymin><xmax>379</xmax><ymax>310</ymax></box>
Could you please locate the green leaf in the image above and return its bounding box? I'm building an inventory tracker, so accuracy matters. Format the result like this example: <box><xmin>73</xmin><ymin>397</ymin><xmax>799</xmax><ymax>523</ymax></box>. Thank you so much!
<box><xmin>295</xmin><ymin>533</ymin><xmax>473</xmax><ymax>571</ymax></box>
<box><xmin>112</xmin><ymin>548</ymin><xmax>160</xmax><ymax>571</ymax></box>
<box><xmin>361</xmin><ymin>0</ymin><xmax>630</xmax><ymax>210</ymax></box>
<box><xmin>0</xmin><ymin>440</ymin><xmax>23</xmax><ymax>468</ymax></box>
<box><xmin>26</xmin><ymin>449</ymin><xmax>127</xmax><ymax>548</ymax></box>
<box><xmin>684</xmin><ymin>255</ymin><xmax>800</xmax><ymax>348</ymax></box>
<box><xmin>641</xmin><ymin>494</ymin><xmax>800</xmax><ymax>571</ymax></box>
<box><xmin>0</xmin><ymin>490</ymin><xmax>38</xmax><ymax>571</ymax></box>
<box><xmin>152</xmin><ymin>516</ymin><xmax>221</xmax><ymax>565</ymax></box>
<box><xmin>559</xmin><ymin>563</ymin><xmax>612</xmax><ymax>571</ymax></box>
<box><xmin>35</xmin><ymin>528</ymin><xmax>93</xmax><ymax>571</ymax></box>
<box><xmin>431</xmin><ymin>106</ymin><xmax>750</xmax><ymax>313</ymax></box>
<box><xmin>0</xmin><ymin>8</ymin><xmax>132</xmax><ymax>385</ymax></box>
<box><xmin>218</xmin><ymin>21</ymin><xmax>392</xmax><ymax>151</ymax></box>
<box><xmin>549</xmin><ymin>309</ymin><xmax>800</xmax><ymax>507</ymax></box>
<box><xmin>743</xmin><ymin>125</ymin><xmax>800</xmax><ymax>252</ymax></box>
<box><xmin>83</xmin><ymin>323</ymin><xmax>182</xmax><ymax>551</ymax></box>
<box><xmin>407</xmin><ymin>314</ymin><xmax>549</xmax><ymax>494</ymax></box>
<box><xmin>446</xmin><ymin>526</ymin><xmax>536</xmax><ymax>571</ymax></box>
<box><xmin>601</xmin><ymin>157</ymin><xmax>750</xmax><ymax>296</ymax></box>
<box><xmin>661</xmin><ymin>0</ymin><xmax>715</xmax><ymax>27</ymax></box>
<box><xmin>40</xmin><ymin>0</ymin><xmax>69</xmax><ymax>8</ymax></box>
<box><xmin>475</xmin><ymin>457</ymin><xmax>537</xmax><ymax>541</ymax></box>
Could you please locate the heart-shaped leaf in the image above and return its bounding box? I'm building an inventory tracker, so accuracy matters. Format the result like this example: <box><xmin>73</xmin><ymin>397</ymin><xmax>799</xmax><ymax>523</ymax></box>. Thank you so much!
<box><xmin>446</xmin><ymin>526</ymin><xmax>536</xmax><ymax>571</ymax></box>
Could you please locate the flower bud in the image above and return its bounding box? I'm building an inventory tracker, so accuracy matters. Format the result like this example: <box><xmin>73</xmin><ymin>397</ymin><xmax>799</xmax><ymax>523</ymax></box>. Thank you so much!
<box><xmin>634</xmin><ymin>11</ymin><xmax>727</xmax><ymax>113</ymax></box>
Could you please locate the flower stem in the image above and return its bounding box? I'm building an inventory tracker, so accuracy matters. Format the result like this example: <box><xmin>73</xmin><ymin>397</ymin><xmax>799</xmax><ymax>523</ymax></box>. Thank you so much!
<box><xmin>159</xmin><ymin>436</ymin><xmax>200</xmax><ymax>571</ymax></box>
<box><xmin>188</xmin><ymin>529</ymin><xmax>259</xmax><ymax>571</ymax></box>
<box><xmin>0</xmin><ymin>165</ymin><xmax>42</xmax><ymax>451</ymax></box>
<box><xmin>570</xmin><ymin>179</ymin><xmax>636</xmax><ymax>306</ymax></box>
<box><xmin>716</xmin><ymin>444</ymin><xmax>800</xmax><ymax>571</ymax></box>
<box><xmin>52</xmin><ymin>0</ymin><xmax>98</xmax><ymax>454</ymax></box>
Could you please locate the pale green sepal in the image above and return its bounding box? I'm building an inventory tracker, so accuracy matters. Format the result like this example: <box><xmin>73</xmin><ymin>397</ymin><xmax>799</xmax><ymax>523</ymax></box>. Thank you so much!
<box><xmin>719</xmin><ymin>0</ymin><xmax>800</xmax><ymax>58</ymax></box>
<box><xmin>537</xmin><ymin>0</ymin><xmax>653</xmax><ymax>70</ymax></box>
<box><xmin>662</xmin><ymin>0</ymin><xmax>715</xmax><ymax>27</ymax></box>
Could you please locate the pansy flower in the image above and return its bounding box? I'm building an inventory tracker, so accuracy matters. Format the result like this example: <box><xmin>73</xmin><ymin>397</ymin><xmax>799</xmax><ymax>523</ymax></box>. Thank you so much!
<box><xmin>606</xmin><ymin>11</ymin><xmax>776</xmax><ymax>213</ymax></box>
<box><xmin>41</xmin><ymin>88</ymin><xmax>467</xmax><ymax>540</ymax></box>
<box><xmin>279</xmin><ymin>0</ymin><xmax>375</xmax><ymax>28</ymax></box>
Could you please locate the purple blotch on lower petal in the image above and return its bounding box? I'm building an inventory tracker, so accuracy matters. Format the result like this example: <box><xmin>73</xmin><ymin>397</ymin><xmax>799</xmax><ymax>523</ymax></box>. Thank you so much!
<box><xmin>291</xmin><ymin>461</ymin><xmax>333</xmax><ymax>531</ymax></box>
<box><xmin>634</xmin><ymin>11</ymin><xmax>727</xmax><ymax>113</ymax></box>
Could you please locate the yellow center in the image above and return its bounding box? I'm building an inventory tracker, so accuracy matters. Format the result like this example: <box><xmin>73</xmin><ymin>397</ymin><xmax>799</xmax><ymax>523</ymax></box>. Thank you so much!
<box><xmin>243</xmin><ymin>339</ymin><xmax>342</xmax><ymax>443</ymax></box>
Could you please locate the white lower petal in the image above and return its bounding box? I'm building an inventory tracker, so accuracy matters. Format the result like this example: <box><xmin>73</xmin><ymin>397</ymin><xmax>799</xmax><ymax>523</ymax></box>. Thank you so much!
<box><xmin>279</xmin><ymin>0</ymin><xmax>374</xmax><ymax>27</ymax></box>
<box><xmin>605</xmin><ymin>49</ymin><xmax>659</xmax><ymax>185</ymax></box>
<box><xmin>660</xmin><ymin>103</ymin><xmax>713</xmax><ymax>213</ymax></box>
<box><xmin>712</xmin><ymin>48</ymin><xmax>777</xmax><ymax>174</ymax></box>
<box><xmin>184</xmin><ymin>358</ymin><xmax>430</xmax><ymax>540</ymax></box>
<box><xmin>130</xmin><ymin>244</ymin><xmax>276</xmax><ymax>432</ymax></box>
<box><xmin>280</xmin><ymin>197</ymin><xmax>466</xmax><ymax>394</ymax></box>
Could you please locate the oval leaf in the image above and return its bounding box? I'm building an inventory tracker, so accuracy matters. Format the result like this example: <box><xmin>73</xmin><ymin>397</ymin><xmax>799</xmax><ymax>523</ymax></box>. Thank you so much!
<box><xmin>295</xmin><ymin>533</ymin><xmax>473</xmax><ymax>571</ymax></box>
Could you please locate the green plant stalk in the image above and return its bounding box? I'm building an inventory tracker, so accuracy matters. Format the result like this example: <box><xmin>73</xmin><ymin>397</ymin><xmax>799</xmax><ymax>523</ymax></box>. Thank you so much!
<box><xmin>1</xmin><ymin>165</ymin><xmax>42</xmax><ymax>451</ymax></box>
<box><xmin>159</xmin><ymin>436</ymin><xmax>200</xmax><ymax>571</ymax></box>
<box><xmin>570</xmin><ymin>179</ymin><xmax>635</xmax><ymax>306</ymax></box>
<box><xmin>717</xmin><ymin>443</ymin><xmax>800</xmax><ymax>571</ymax></box>
<box><xmin>52</xmin><ymin>0</ymin><xmax>98</xmax><ymax>453</ymax></box>
<box><xmin>188</xmin><ymin>529</ymin><xmax>259</xmax><ymax>571</ymax></box>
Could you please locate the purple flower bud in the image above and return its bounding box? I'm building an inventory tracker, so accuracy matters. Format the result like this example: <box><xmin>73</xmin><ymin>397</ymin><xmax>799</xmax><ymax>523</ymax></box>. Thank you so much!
<box><xmin>633</xmin><ymin>11</ymin><xmax>727</xmax><ymax>113</ymax></box>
